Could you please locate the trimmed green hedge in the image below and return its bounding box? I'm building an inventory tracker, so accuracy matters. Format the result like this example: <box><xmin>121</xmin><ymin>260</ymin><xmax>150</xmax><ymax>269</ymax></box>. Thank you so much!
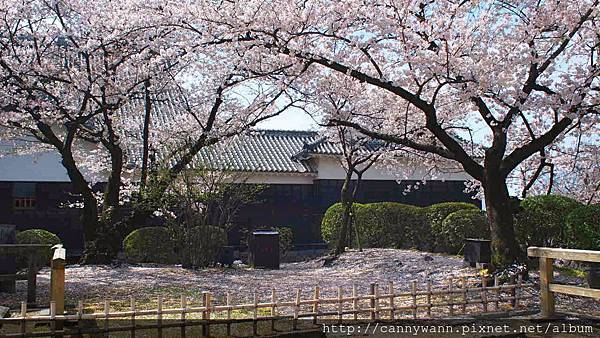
<box><xmin>123</xmin><ymin>227</ymin><xmax>177</xmax><ymax>264</ymax></box>
<box><xmin>438</xmin><ymin>209</ymin><xmax>490</xmax><ymax>254</ymax></box>
<box><xmin>272</xmin><ymin>226</ymin><xmax>294</xmax><ymax>258</ymax></box>
<box><xmin>426</xmin><ymin>202</ymin><xmax>479</xmax><ymax>252</ymax></box>
<box><xmin>515</xmin><ymin>195</ymin><xmax>582</xmax><ymax>249</ymax></box>
<box><xmin>321</xmin><ymin>201</ymin><xmax>475</xmax><ymax>251</ymax></box>
<box><xmin>16</xmin><ymin>229</ymin><xmax>61</xmax><ymax>268</ymax></box>
<box><xmin>565</xmin><ymin>204</ymin><xmax>600</xmax><ymax>250</ymax></box>
<box><xmin>321</xmin><ymin>203</ymin><xmax>350</xmax><ymax>244</ymax></box>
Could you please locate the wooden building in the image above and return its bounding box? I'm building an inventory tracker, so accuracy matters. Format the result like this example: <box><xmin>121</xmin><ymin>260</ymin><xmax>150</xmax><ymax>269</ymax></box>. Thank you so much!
<box><xmin>0</xmin><ymin>129</ymin><xmax>479</xmax><ymax>252</ymax></box>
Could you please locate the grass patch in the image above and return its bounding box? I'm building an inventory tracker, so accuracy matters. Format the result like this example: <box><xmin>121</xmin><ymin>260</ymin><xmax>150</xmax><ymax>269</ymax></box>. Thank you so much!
<box><xmin>555</xmin><ymin>266</ymin><xmax>587</xmax><ymax>278</ymax></box>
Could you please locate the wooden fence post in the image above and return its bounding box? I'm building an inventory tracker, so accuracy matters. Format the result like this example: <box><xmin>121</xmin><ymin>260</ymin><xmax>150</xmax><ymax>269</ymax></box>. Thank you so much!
<box><xmin>539</xmin><ymin>257</ymin><xmax>555</xmax><ymax>318</ymax></box>
<box><xmin>253</xmin><ymin>291</ymin><xmax>258</xmax><ymax>336</ymax></box>
<box><xmin>388</xmin><ymin>281</ymin><xmax>395</xmax><ymax>320</ymax></box>
<box><xmin>369</xmin><ymin>283</ymin><xmax>376</xmax><ymax>321</ymax></box>
<box><xmin>494</xmin><ymin>275</ymin><xmax>500</xmax><ymax>311</ymax></box>
<box><xmin>460</xmin><ymin>277</ymin><xmax>467</xmax><ymax>314</ymax></box>
<box><xmin>352</xmin><ymin>284</ymin><xmax>358</xmax><ymax>320</ymax></box>
<box><xmin>50</xmin><ymin>244</ymin><xmax>65</xmax><ymax>336</ymax></box>
<box><xmin>313</xmin><ymin>286</ymin><xmax>320</xmax><ymax>324</ymax></box>
<box><xmin>411</xmin><ymin>281</ymin><xmax>417</xmax><ymax>319</ymax></box>
<box><xmin>204</xmin><ymin>292</ymin><xmax>212</xmax><ymax>337</ymax></box>
<box><xmin>337</xmin><ymin>286</ymin><xmax>343</xmax><ymax>322</ymax></box>
<box><xmin>20</xmin><ymin>301</ymin><xmax>27</xmax><ymax>336</ymax></box>
<box><xmin>50</xmin><ymin>245</ymin><xmax>66</xmax><ymax>316</ymax></box>
<box><xmin>130</xmin><ymin>297</ymin><xmax>136</xmax><ymax>337</ymax></box>
<box><xmin>271</xmin><ymin>287</ymin><xmax>277</xmax><ymax>332</ymax></box>
<box><xmin>426</xmin><ymin>281</ymin><xmax>432</xmax><ymax>317</ymax></box>
<box><xmin>226</xmin><ymin>292</ymin><xmax>232</xmax><ymax>336</ymax></box>
<box><xmin>293</xmin><ymin>289</ymin><xmax>300</xmax><ymax>330</ymax></box>
<box><xmin>180</xmin><ymin>295</ymin><xmax>187</xmax><ymax>338</ymax></box>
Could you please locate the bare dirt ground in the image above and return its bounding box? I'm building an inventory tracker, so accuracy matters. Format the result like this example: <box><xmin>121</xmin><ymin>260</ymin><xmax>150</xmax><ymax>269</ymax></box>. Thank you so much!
<box><xmin>1</xmin><ymin>248</ymin><xmax>598</xmax><ymax>318</ymax></box>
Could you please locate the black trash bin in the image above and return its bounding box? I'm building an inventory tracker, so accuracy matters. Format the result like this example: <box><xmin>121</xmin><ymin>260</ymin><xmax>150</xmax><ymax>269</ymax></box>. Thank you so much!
<box><xmin>249</xmin><ymin>230</ymin><xmax>279</xmax><ymax>269</ymax></box>
<box><xmin>464</xmin><ymin>238</ymin><xmax>491</xmax><ymax>268</ymax></box>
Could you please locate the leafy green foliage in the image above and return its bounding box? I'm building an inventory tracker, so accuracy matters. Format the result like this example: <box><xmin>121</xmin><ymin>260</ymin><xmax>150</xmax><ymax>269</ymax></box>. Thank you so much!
<box><xmin>15</xmin><ymin>229</ymin><xmax>61</xmax><ymax>268</ymax></box>
<box><xmin>272</xmin><ymin>226</ymin><xmax>294</xmax><ymax>258</ymax></box>
<box><xmin>321</xmin><ymin>203</ymin><xmax>351</xmax><ymax>244</ymax></box>
<box><xmin>515</xmin><ymin>195</ymin><xmax>582</xmax><ymax>249</ymax></box>
<box><xmin>426</xmin><ymin>202</ymin><xmax>478</xmax><ymax>232</ymax></box>
<box><xmin>322</xmin><ymin>202</ymin><xmax>432</xmax><ymax>250</ymax></box>
<box><xmin>123</xmin><ymin>227</ymin><xmax>177</xmax><ymax>264</ymax></box>
<box><xmin>565</xmin><ymin>204</ymin><xmax>600</xmax><ymax>250</ymax></box>
<box><xmin>438</xmin><ymin>209</ymin><xmax>490</xmax><ymax>254</ymax></box>
<box><xmin>177</xmin><ymin>225</ymin><xmax>228</xmax><ymax>267</ymax></box>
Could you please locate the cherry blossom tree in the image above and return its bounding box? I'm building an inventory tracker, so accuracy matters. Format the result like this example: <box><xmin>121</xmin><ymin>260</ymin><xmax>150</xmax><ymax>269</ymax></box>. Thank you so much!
<box><xmin>0</xmin><ymin>0</ymin><xmax>300</xmax><ymax>262</ymax></box>
<box><xmin>186</xmin><ymin>0</ymin><xmax>599</xmax><ymax>266</ymax></box>
<box><xmin>0</xmin><ymin>0</ymin><xmax>172</xmax><ymax>262</ymax></box>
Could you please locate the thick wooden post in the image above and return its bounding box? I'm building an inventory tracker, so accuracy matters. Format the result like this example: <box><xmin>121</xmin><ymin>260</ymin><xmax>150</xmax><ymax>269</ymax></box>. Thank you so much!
<box><xmin>26</xmin><ymin>260</ymin><xmax>38</xmax><ymax>306</ymax></box>
<box><xmin>50</xmin><ymin>245</ymin><xmax>66</xmax><ymax>315</ymax></box>
<box><xmin>539</xmin><ymin>257</ymin><xmax>555</xmax><ymax>318</ymax></box>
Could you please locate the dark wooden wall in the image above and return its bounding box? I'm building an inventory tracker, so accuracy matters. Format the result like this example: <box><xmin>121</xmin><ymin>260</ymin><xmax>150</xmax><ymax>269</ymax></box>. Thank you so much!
<box><xmin>0</xmin><ymin>179</ymin><xmax>479</xmax><ymax>251</ymax></box>
<box><xmin>232</xmin><ymin>179</ymin><xmax>480</xmax><ymax>246</ymax></box>
<box><xmin>0</xmin><ymin>181</ymin><xmax>84</xmax><ymax>254</ymax></box>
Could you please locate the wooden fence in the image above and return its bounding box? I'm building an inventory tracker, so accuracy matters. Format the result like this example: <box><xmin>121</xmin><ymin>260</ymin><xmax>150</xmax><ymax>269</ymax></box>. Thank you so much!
<box><xmin>0</xmin><ymin>276</ymin><xmax>533</xmax><ymax>337</ymax></box>
<box><xmin>528</xmin><ymin>246</ymin><xmax>600</xmax><ymax>318</ymax></box>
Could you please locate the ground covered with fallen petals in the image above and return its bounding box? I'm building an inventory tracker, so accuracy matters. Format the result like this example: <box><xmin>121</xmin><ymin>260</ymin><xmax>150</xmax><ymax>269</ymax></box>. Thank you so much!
<box><xmin>2</xmin><ymin>249</ymin><xmax>598</xmax><ymax>318</ymax></box>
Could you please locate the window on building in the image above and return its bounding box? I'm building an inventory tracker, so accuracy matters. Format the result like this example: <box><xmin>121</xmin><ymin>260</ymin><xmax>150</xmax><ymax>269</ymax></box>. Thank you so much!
<box><xmin>13</xmin><ymin>182</ymin><xmax>36</xmax><ymax>210</ymax></box>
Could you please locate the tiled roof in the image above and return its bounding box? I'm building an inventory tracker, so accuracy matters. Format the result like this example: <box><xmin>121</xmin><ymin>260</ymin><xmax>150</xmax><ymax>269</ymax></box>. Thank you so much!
<box><xmin>117</xmin><ymin>92</ymin><xmax>484</xmax><ymax>173</ymax></box>
<box><xmin>194</xmin><ymin>130</ymin><xmax>324</xmax><ymax>173</ymax></box>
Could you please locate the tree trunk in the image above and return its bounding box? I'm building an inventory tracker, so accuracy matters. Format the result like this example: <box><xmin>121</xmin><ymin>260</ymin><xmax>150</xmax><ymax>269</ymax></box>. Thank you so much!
<box><xmin>140</xmin><ymin>79</ymin><xmax>152</xmax><ymax>190</ymax></box>
<box><xmin>335</xmin><ymin>170</ymin><xmax>354</xmax><ymax>256</ymax></box>
<box><xmin>483</xmin><ymin>175</ymin><xmax>521</xmax><ymax>269</ymax></box>
<box><xmin>85</xmin><ymin>143</ymin><xmax>125</xmax><ymax>264</ymax></box>
<box><xmin>59</xmin><ymin>152</ymin><xmax>106</xmax><ymax>263</ymax></box>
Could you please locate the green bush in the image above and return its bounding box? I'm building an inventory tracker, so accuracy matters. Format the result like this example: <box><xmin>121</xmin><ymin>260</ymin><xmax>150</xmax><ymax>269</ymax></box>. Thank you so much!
<box><xmin>179</xmin><ymin>225</ymin><xmax>228</xmax><ymax>267</ymax></box>
<box><xmin>354</xmin><ymin>202</ymin><xmax>429</xmax><ymax>249</ymax></box>
<box><xmin>272</xmin><ymin>226</ymin><xmax>293</xmax><ymax>258</ymax></box>
<box><xmin>515</xmin><ymin>195</ymin><xmax>582</xmax><ymax>249</ymax></box>
<box><xmin>123</xmin><ymin>227</ymin><xmax>177</xmax><ymax>264</ymax></box>
<box><xmin>321</xmin><ymin>203</ymin><xmax>352</xmax><ymax>244</ymax></box>
<box><xmin>426</xmin><ymin>202</ymin><xmax>479</xmax><ymax>252</ymax></box>
<box><xmin>15</xmin><ymin>229</ymin><xmax>61</xmax><ymax>268</ymax></box>
<box><xmin>321</xmin><ymin>202</ymin><xmax>429</xmax><ymax>250</ymax></box>
<box><xmin>565</xmin><ymin>204</ymin><xmax>600</xmax><ymax>250</ymax></box>
<box><xmin>438</xmin><ymin>209</ymin><xmax>490</xmax><ymax>254</ymax></box>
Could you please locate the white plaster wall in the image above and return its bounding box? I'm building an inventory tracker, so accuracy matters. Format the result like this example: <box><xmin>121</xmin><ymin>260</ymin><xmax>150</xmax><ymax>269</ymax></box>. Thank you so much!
<box><xmin>0</xmin><ymin>150</ymin><xmax>70</xmax><ymax>182</ymax></box>
<box><xmin>242</xmin><ymin>173</ymin><xmax>315</xmax><ymax>184</ymax></box>
<box><xmin>314</xmin><ymin>156</ymin><xmax>472</xmax><ymax>181</ymax></box>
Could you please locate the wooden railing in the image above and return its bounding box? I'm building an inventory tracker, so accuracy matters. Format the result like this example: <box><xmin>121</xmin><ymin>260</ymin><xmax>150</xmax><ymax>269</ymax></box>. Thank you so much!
<box><xmin>527</xmin><ymin>246</ymin><xmax>600</xmax><ymax>318</ymax></box>
<box><xmin>0</xmin><ymin>276</ymin><xmax>532</xmax><ymax>337</ymax></box>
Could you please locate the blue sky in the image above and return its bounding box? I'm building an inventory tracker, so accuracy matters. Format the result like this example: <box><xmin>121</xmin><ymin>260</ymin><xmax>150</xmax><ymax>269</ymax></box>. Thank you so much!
<box><xmin>257</xmin><ymin>107</ymin><xmax>320</xmax><ymax>131</ymax></box>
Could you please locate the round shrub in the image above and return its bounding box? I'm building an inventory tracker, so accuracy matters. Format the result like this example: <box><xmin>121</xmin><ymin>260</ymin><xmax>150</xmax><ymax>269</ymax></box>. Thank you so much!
<box><xmin>515</xmin><ymin>195</ymin><xmax>582</xmax><ymax>249</ymax></box>
<box><xmin>426</xmin><ymin>202</ymin><xmax>478</xmax><ymax>229</ymax></box>
<box><xmin>16</xmin><ymin>229</ymin><xmax>61</xmax><ymax>268</ymax></box>
<box><xmin>321</xmin><ymin>203</ymin><xmax>361</xmax><ymax>244</ymax></box>
<box><xmin>565</xmin><ymin>204</ymin><xmax>600</xmax><ymax>250</ymax></box>
<box><xmin>123</xmin><ymin>227</ymin><xmax>177</xmax><ymax>264</ymax></box>
<box><xmin>438</xmin><ymin>209</ymin><xmax>490</xmax><ymax>254</ymax></box>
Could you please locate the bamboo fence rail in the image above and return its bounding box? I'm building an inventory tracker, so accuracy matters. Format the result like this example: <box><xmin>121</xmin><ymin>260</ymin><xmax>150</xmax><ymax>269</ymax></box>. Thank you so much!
<box><xmin>0</xmin><ymin>275</ymin><xmax>533</xmax><ymax>337</ymax></box>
